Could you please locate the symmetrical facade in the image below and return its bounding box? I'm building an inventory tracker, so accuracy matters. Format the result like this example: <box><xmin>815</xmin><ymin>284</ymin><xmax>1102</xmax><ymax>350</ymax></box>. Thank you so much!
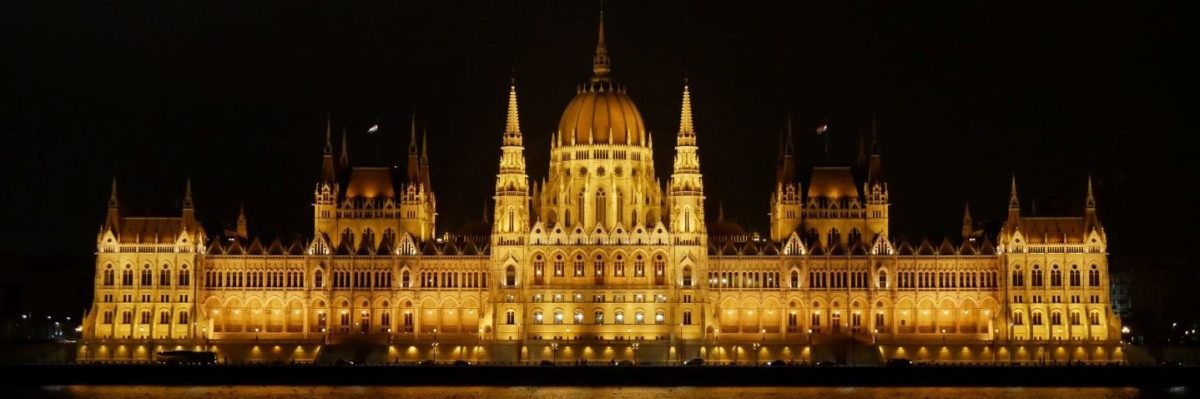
<box><xmin>82</xmin><ymin>14</ymin><xmax>1121</xmax><ymax>364</ymax></box>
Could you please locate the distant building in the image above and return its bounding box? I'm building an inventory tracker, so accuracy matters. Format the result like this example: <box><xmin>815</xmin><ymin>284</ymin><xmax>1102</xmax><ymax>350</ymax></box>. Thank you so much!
<box><xmin>1110</xmin><ymin>271</ymin><xmax>1132</xmax><ymax>320</ymax></box>
<box><xmin>80</xmin><ymin>12</ymin><xmax>1122</xmax><ymax>364</ymax></box>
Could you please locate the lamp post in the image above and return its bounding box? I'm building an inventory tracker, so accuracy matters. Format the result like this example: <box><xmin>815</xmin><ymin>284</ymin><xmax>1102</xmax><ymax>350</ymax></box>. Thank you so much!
<box><xmin>432</xmin><ymin>328</ymin><xmax>439</xmax><ymax>363</ymax></box>
<box><xmin>631</xmin><ymin>342</ymin><xmax>639</xmax><ymax>365</ymax></box>
<box><xmin>550</xmin><ymin>342</ymin><xmax>558</xmax><ymax>365</ymax></box>
<box><xmin>752</xmin><ymin>342</ymin><xmax>761</xmax><ymax>366</ymax></box>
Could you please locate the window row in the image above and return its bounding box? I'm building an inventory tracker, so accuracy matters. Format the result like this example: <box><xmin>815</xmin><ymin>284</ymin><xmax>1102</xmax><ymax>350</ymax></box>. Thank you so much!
<box><xmin>100</xmin><ymin>309</ymin><xmax>190</xmax><ymax>325</ymax></box>
<box><xmin>1011</xmin><ymin>265</ymin><xmax>1102</xmax><ymax>288</ymax></box>
<box><xmin>102</xmin><ymin>264</ymin><xmax>190</xmax><ymax>287</ymax></box>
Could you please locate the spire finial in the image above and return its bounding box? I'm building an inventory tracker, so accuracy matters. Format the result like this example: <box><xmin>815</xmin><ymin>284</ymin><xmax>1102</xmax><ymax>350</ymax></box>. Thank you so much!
<box><xmin>591</xmin><ymin>4</ymin><xmax>611</xmax><ymax>80</ymax></box>
<box><xmin>506</xmin><ymin>78</ymin><xmax>521</xmax><ymax>135</ymax></box>
<box><xmin>962</xmin><ymin>200</ymin><xmax>974</xmax><ymax>238</ymax></box>
<box><xmin>1086</xmin><ymin>175</ymin><xmax>1096</xmax><ymax>209</ymax></box>
<box><xmin>678</xmin><ymin>79</ymin><xmax>694</xmax><ymax>136</ymax></box>
<box><xmin>108</xmin><ymin>177</ymin><xmax>118</xmax><ymax>208</ymax></box>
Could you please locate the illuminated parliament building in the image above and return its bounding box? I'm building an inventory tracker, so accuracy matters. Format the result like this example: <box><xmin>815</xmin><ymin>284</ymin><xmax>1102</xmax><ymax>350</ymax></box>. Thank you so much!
<box><xmin>80</xmin><ymin>14</ymin><xmax>1124</xmax><ymax>364</ymax></box>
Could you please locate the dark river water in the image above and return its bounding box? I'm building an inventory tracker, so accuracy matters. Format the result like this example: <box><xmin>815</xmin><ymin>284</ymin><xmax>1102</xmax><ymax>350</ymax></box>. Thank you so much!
<box><xmin>13</xmin><ymin>386</ymin><xmax>1195</xmax><ymax>399</ymax></box>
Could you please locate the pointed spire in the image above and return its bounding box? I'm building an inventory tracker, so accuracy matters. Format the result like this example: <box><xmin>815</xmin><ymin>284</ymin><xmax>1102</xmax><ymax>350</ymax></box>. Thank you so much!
<box><xmin>506</xmin><ymin>78</ymin><xmax>521</xmax><ymax>135</ymax></box>
<box><xmin>108</xmin><ymin>177</ymin><xmax>119</xmax><ymax>209</ymax></box>
<box><xmin>591</xmin><ymin>6</ymin><xmax>612</xmax><ymax>81</ymax></box>
<box><xmin>776</xmin><ymin>114</ymin><xmax>796</xmax><ymax>185</ymax></box>
<box><xmin>408</xmin><ymin>114</ymin><xmax>418</xmax><ymax>155</ymax></box>
<box><xmin>339</xmin><ymin>127</ymin><xmax>349</xmax><ymax>168</ymax></box>
<box><xmin>1009</xmin><ymin>175</ymin><xmax>1019</xmax><ymax>209</ymax></box>
<box><xmin>421</xmin><ymin>129</ymin><xmax>429</xmax><ymax>165</ymax></box>
<box><xmin>718</xmin><ymin>201</ymin><xmax>725</xmax><ymax>223</ymax></box>
<box><xmin>323</xmin><ymin>112</ymin><xmax>333</xmax><ymax>155</ymax></box>
<box><xmin>236</xmin><ymin>202</ymin><xmax>248</xmax><ymax>239</ymax></box>
<box><xmin>678</xmin><ymin>78</ymin><xmax>694</xmax><ymax>136</ymax></box>
<box><xmin>183</xmin><ymin>177</ymin><xmax>194</xmax><ymax>209</ymax></box>
<box><xmin>1086</xmin><ymin>175</ymin><xmax>1096</xmax><ymax>209</ymax></box>
<box><xmin>962</xmin><ymin>201</ymin><xmax>973</xmax><ymax>239</ymax></box>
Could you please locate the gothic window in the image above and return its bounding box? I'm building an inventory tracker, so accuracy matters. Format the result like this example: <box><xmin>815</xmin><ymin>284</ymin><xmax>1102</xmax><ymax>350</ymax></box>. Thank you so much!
<box><xmin>634</xmin><ymin>255</ymin><xmax>645</xmax><ymax>277</ymax></box>
<box><xmin>533</xmin><ymin>255</ymin><xmax>545</xmax><ymax>283</ymax></box>
<box><xmin>506</xmin><ymin>207</ymin><xmax>515</xmax><ymax>232</ymax></box>
<box><xmin>103</xmin><ymin>265</ymin><xmax>115</xmax><ymax>286</ymax></box>
<box><xmin>615</xmin><ymin>310</ymin><xmax>625</xmax><ymax>325</ymax></box>
<box><xmin>653</xmin><ymin>255</ymin><xmax>666</xmax><ymax>284</ymax></box>
<box><xmin>1031</xmin><ymin>266</ymin><xmax>1043</xmax><ymax>287</ymax></box>
<box><xmin>878</xmin><ymin>271</ymin><xmax>888</xmax><ymax>288</ymax></box>
<box><xmin>594</xmin><ymin>255</ymin><xmax>605</xmax><ymax>283</ymax></box>
<box><xmin>160</xmin><ymin>266</ymin><xmax>172</xmax><ymax>286</ymax></box>
<box><xmin>1070</xmin><ymin>311</ymin><xmax>1081</xmax><ymax>325</ymax></box>
<box><xmin>683</xmin><ymin>311</ymin><xmax>692</xmax><ymax>325</ymax></box>
<box><xmin>1031</xmin><ymin>311</ymin><xmax>1043</xmax><ymax>326</ymax></box>
<box><xmin>573</xmin><ymin>255</ymin><xmax>585</xmax><ymax>277</ymax></box>
<box><xmin>402</xmin><ymin>270</ymin><xmax>411</xmax><ymax>288</ymax></box>
<box><xmin>682</xmin><ymin>266</ymin><xmax>693</xmax><ymax>287</ymax></box>
<box><xmin>1089</xmin><ymin>311</ymin><xmax>1101</xmax><ymax>325</ymax></box>
<box><xmin>1013</xmin><ymin>311</ymin><xmax>1025</xmax><ymax>325</ymax></box>
<box><xmin>554</xmin><ymin>255</ymin><xmax>565</xmax><ymax>277</ymax></box>
<box><xmin>826</xmin><ymin>228</ymin><xmax>841</xmax><ymax>245</ymax></box>
<box><xmin>1069</xmin><ymin>265</ymin><xmax>1081</xmax><ymax>287</ymax></box>
<box><xmin>635</xmin><ymin>310</ymin><xmax>645</xmax><ymax>325</ymax></box>
<box><xmin>596</xmin><ymin>189</ymin><xmax>606</xmax><ymax>226</ymax></box>
<box><xmin>178</xmin><ymin>266</ymin><xmax>190</xmax><ymax>286</ymax></box>
<box><xmin>1050</xmin><ymin>311</ymin><xmax>1062</xmax><ymax>325</ymax></box>
<box><xmin>1051</xmin><ymin>266</ymin><xmax>1062</xmax><ymax>287</ymax></box>
<box><xmin>140</xmin><ymin>310</ymin><xmax>151</xmax><ymax>324</ymax></box>
<box><xmin>848</xmin><ymin>228</ymin><xmax>862</xmax><ymax>244</ymax></box>
<box><xmin>102</xmin><ymin>311</ymin><xmax>113</xmax><ymax>324</ymax></box>
<box><xmin>505</xmin><ymin>265</ymin><xmax>516</xmax><ymax>287</ymax></box>
<box><xmin>790</xmin><ymin>270</ymin><xmax>800</xmax><ymax>288</ymax></box>
<box><xmin>506</xmin><ymin>310</ymin><xmax>515</xmax><ymax>325</ymax></box>
<box><xmin>614</xmin><ymin>255</ymin><xmax>625</xmax><ymax>276</ymax></box>
<box><xmin>616</xmin><ymin>192</ymin><xmax>624</xmax><ymax>224</ymax></box>
<box><xmin>314</xmin><ymin>270</ymin><xmax>324</xmax><ymax>288</ymax></box>
<box><xmin>141</xmin><ymin>266</ymin><xmax>153</xmax><ymax>286</ymax></box>
<box><xmin>1089</xmin><ymin>265</ymin><xmax>1101</xmax><ymax>287</ymax></box>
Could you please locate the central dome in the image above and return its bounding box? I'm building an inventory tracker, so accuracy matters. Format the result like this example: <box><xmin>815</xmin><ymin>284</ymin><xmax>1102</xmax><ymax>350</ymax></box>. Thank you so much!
<box><xmin>557</xmin><ymin>86</ymin><xmax>646</xmax><ymax>147</ymax></box>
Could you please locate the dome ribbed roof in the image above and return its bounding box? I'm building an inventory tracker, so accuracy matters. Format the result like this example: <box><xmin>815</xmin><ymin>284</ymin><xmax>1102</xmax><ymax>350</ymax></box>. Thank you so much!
<box><xmin>557</xmin><ymin>86</ymin><xmax>646</xmax><ymax>147</ymax></box>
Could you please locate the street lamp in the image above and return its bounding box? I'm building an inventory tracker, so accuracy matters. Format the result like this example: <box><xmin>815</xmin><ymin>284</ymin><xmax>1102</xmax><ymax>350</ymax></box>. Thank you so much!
<box><xmin>550</xmin><ymin>342</ymin><xmax>559</xmax><ymax>365</ymax></box>
<box><xmin>752</xmin><ymin>342</ymin><xmax>761</xmax><ymax>366</ymax></box>
<box><xmin>632</xmin><ymin>342</ymin><xmax>639</xmax><ymax>365</ymax></box>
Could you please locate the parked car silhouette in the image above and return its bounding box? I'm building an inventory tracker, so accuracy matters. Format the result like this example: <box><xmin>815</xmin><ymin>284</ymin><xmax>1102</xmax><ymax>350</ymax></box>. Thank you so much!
<box><xmin>684</xmin><ymin>358</ymin><xmax>705</xmax><ymax>366</ymax></box>
<box><xmin>767</xmin><ymin>359</ymin><xmax>788</xmax><ymax>367</ymax></box>
<box><xmin>886</xmin><ymin>358</ymin><xmax>913</xmax><ymax>367</ymax></box>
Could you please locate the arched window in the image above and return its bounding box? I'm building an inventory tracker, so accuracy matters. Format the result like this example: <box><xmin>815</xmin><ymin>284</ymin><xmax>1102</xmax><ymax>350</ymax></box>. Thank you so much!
<box><xmin>1012</xmin><ymin>266</ymin><xmax>1024</xmax><ymax>287</ymax></box>
<box><xmin>848</xmin><ymin>228</ymin><xmax>862</xmax><ymax>244</ymax></box>
<box><xmin>596</xmin><ymin>189</ymin><xmax>606</xmax><ymax>226</ymax></box>
<box><xmin>554</xmin><ymin>255</ymin><xmax>565</xmax><ymax>277</ymax></box>
<box><xmin>402</xmin><ymin>270</ymin><xmax>411</xmax><ymax>288</ymax></box>
<box><xmin>505</xmin><ymin>310</ymin><xmax>515</xmax><ymax>325</ymax></box>
<box><xmin>140</xmin><ymin>310</ymin><xmax>151</xmax><ymax>325</ymax></box>
<box><xmin>1031</xmin><ymin>266</ymin><xmax>1043</xmax><ymax>287</ymax></box>
<box><xmin>635</xmin><ymin>310</ymin><xmax>645</xmax><ymax>325</ymax></box>
<box><xmin>593</xmin><ymin>255</ymin><xmax>605</xmax><ymax>284</ymax></box>
<box><xmin>506</xmin><ymin>207</ymin><xmax>515</xmax><ymax>232</ymax></box>
<box><xmin>878</xmin><ymin>270</ymin><xmax>888</xmax><ymax>288</ymax></box>
<box><xmin>1013</xmin><ymin>311</ymin><xmax>1025</xmax><ymax>325</ymax></box>
<box><xmin>594</xmin><ymin>310</ymin><xmax>604</xmax><ymax>325</ymax></box>
<box><xmin>533</xmin><ymin>255</ymin><xmax>545</xmax><ymax>284</ymax></box>
<box><xmin>553</xmin><ymin>310</ymin><xmax>564</xmax><ymax>325</ymax></box>
<box><xmin>826</xmin><ymin>228</ymin><xmax>841</xmax><ymax>245</ymax></box>
<box><xmin>1089</xmin><ymin>265</ymin><xmax>1101</xmax><ymax>287</ymax></box>
<box><xmin>178</xmin><ymin>266</ymin><xmax>190</xmax><ymax>286</ymax></box>
<box><xmin>1050</xmin><ymin>311</ymin><xmax>1062</xmax><ymax>325</ymax></box>
<box><xmin>615</xmin><ymin>310</ymin><xmax>625</xmax><ymax>325</ymax></box>
<box><xmin>103</xmin><ymin>265</ymin><xmax>115</xmax><ymax>286</ymax></box>
<box><xmin>505</xmin><ymin>265</ymin><xmax>516</xmax><ymax>287</ymax></box>
<box><xmin>682</xmin><ymin>266</ymin><xmax>693</xmax><ymax>287</ymax></box>
<box><xmin>159</xmin><ymin>311</ymin><xmax>171</xmax><ymax>324</ymax></box>
<box><xmin>1069</xmin><ymin>265</ymin><xmax>1081</xmax><ymax>287</ymax></box>
<box><xmin>178</xmin><ymin>311</ymin><xmax>189</xmax><ymax>325</ymax></box>
<box><xmin>573</xmin><ymin>255</ymin><xmax>585</xmax><ymax>277</ymax></box>
<box><xmin>532</xmin><ymin>310</ymin><xmax>543</xmax><ymax>325</ymax></box>
<box><xmin>655</xmin><ymin>310</ymin><xmax>665</xmax><ymax>325</ymax></box>
<box><xmin>160</xmin><ymin>266</ymin><xmax>172</xmax><ymax>286</ymax></box>
<box><xmin>1050</xmin><ymin>266</ymin><xmax>1062</xmax><ymax>287</ymax></box>
<box><xmin>614</xmin><ymin>255</ymin><xmax>625</xmax><ymax>276</ymax></box>
<box><xmin>1069</xmin><ymin>311</ymin><xmax>1081</xmax><ymax>325</ymax></box>
<box><xmin>574</xmin><ymin>309</ymin><xmax>584</xmax><ymax>325</ymax></box>
<box><xmin>790</xmin><ymin>270</ymin><xmax>800</xmax><ymax>288</ymax></box>
<box><xmin>314</xmin><ymin>270</ymin><xmax>324</xmax><ymax>288</ymax></box>
<box><xmin>1031</xmin><ymin>311</ymin><xmax>1043</xmax><ymax>326</ymax></box>
<box><xmin>1089</xmin><ymin>311</ymin><xmax>1101</xmax><ymax>325</ymax></box>
<box><xmin>141</xmin><ymin>266</ymin><xmax>153</xmax><ymax>286</ymax></box>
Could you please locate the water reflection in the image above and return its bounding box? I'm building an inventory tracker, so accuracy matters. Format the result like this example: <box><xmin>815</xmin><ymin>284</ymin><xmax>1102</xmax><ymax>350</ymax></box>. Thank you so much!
<box><xmin>19</xmin><ymin>386</ymin><xmax>1186</xmax><ymax>399</ymax></box>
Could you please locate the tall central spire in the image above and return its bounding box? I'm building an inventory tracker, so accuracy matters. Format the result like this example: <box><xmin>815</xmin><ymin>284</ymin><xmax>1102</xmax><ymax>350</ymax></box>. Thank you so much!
<box><xmin>591</xmin><ymin>8</ymin><xmax>611</xmax><ymax>81</ymax></box>
<box><xmin>678</xmin><ymin>79</ymin><xmax>695</xmax><ymax>138</ymax></box>
<box><xmin>506</xmin><ymin>78</ymin><xmax>521</xmax><ymax>135</ymax></box>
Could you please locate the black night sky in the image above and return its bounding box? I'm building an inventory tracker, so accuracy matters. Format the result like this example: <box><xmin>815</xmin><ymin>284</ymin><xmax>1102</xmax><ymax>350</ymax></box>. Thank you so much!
<box><xmin>2</xmin><ymin>0</ymin><xmax>1191</xmax><ymax>260</ymax></box>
